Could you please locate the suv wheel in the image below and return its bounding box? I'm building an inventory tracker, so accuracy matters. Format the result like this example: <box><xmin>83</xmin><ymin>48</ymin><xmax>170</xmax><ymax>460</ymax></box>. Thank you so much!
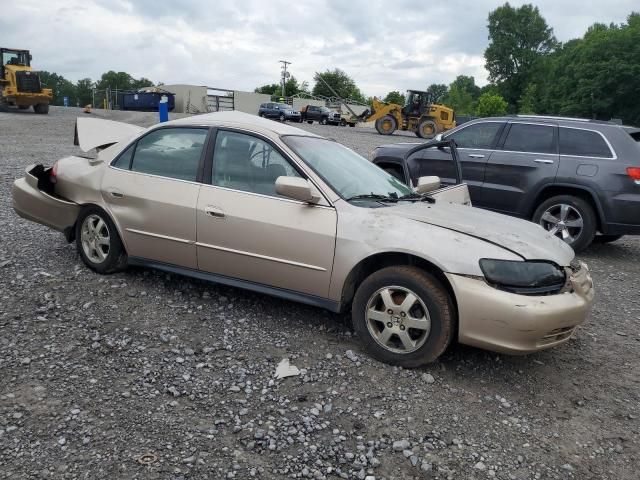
<box><xmin>532</xmin><ymin>195</ymin><xmax>596</xmax><ymax>251</ymax></box>
<box><xmin>279</xmin><ymin>113</ymin><xmax>285</xmax><ymax>122</ymax></box>
<box><xmin>75</xmin><ymin>206</ymin><xmax>127</xmax><ymax>274</ymax></box>
<box><xmin>352</xmin><ymin>266</ymin><xmax>455</xmax><ymax>368</ymax></box>
<box><xmin>320</xmin><ymin>117</ymin><xmax>328</xmax><ymax>125</ymax></box>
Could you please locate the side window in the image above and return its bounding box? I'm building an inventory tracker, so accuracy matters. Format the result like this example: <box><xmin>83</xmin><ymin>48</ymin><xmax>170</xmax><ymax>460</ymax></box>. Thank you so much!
<box><xmin>112</xmin><ymin>143</ymin><xmax>134</xmax><ymax>169</ymax></box>
<box><xmin>502</xmin><ymin>123</ymin><xmax>555</xmax><ymax>154</ymax></box>
<box><xmin>130</xmin><ymin>128</ymin><xmax>207</xmax><ymax>182</ymax></box>
<box><xmin>448</xmin><ymin>122</ymin><xmax>503</xmax><ymax>149</ymax></box>
<box><xmin>212</xmin><ymin>131</ymin><xmax>302</xmax><ymax>198</ymax></box>
<box><xmin>559</xmin><ymin>128</ymin><xmax>613</xmax><ymax>158</ymax></box>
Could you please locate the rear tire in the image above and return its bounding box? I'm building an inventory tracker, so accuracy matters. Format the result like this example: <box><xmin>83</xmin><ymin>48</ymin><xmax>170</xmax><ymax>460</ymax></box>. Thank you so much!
<box><xmin>532</xmin><ymin>195</ymin><xmax>597</xmax><ymax>252</ymax></box>
<box><xmin>75</xmin><ymin>206</ymin><xmax>127</xmax><ymax>274</ymax></box>
<box><xmin>416</xmin><ymin>119</ymin><xmax>437</xmax><ymax>139</ymax></box>
<box><xmin>349</xmin><ymin>123</ymin><xmax>356</xmax><ymax>127</ymax></box>
<box><xmin>34</xmin><ymin>103</ymin><xmax>49</xmax><ymax>114</ymax></box>
<box><xmin>375</xmin><ymin>115</ymin><xmax>397</xmax><ymax>135</ymax></box>
<box><xmin>352</xmin><ymin>266</ymin><xmax>455</xmax><ymax>368</ymax></box>
<box><xmin>307</xmin><ymin>120</ymin><xmax>313</xmax><ymax>124</ymax></box>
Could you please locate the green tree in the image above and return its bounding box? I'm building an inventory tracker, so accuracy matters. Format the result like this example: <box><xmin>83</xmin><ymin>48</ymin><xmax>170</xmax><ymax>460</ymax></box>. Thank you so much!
<box><xmin>426</xmin><ymin>83</ymin><xmax>448</xmax><ymax>103</ymax></box>
<box><xmin>476</xmin><ymin>92</ymin><xmax>508</xmax><ymax>117</ymax></box>
<box><xmin>38</xmin><ymin>71</ymin><xmax>76</xmax><ymax>106</ymax></box>
<box><xmin>312</xmin><ymin>69</ymin><xmax>366</xmax><ymax>103</ymax></box>
<box><xmin>95</xmin><ymin>70</ymin><xmax>154</xmax><ymax>92</ymax></box>
<box><xmin>539</xmin><ymin>13</ymin><xmax>640</xmax><ymax>125</ymax></box>
<box><xmin>442</xmin><ymin>76</ymin><xmax>480</xmax><ymax>114</ymax></box>
<box><xmin>75</xmin><ymin>78</ymin><xmax>94</xmax><ymax>107</ymax></box>
<box><xmin>518</xmin><ymin>83</ymin><xmax>537</xmax><ymax>114</ymax></box>
<box><xmin>383</xmin><ymin>90</ymin><xmax>405</xmax><ymax>105</ymax></box>
<box><xmin>254</xmin><ymin>76</ymin><xmax>307</xmax><ymax>98</ymax></box>
<box><xmin>485</xmin><ymin>3</ymin><xmax>557</xmax><ymax>107</ymax></box>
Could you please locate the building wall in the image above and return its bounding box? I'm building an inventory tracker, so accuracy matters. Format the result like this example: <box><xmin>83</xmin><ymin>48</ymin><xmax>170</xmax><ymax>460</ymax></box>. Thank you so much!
<box><xmin>162</xmin><ymin>84</ymin><xmax>208</xmax><ymax>114</ymax></box>
<box><xmin>233</xmin><ymin>91</ymin><xmax>271</xmax><ymax>114</ymax></box>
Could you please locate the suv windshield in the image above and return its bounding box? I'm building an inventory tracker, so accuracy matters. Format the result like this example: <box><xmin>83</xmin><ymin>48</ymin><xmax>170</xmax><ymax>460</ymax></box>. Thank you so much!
<box><xmin>282</xmin><ymin>136</ymin><xmax>413</xmax><ymax>203</ymax></box>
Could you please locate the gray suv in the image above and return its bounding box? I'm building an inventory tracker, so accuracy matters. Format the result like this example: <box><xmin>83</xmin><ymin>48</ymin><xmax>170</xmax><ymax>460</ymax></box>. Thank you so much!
<box><xmin>371</xmin><ymin>116</ymin><xmax>640</xmax><ymax>251</ymax></box>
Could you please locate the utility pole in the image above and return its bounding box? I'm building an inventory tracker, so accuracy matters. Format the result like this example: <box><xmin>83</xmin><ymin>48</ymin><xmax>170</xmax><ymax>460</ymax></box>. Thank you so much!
<box><xmin>279</xmin><ymin>60</ymin><xmax>291</xmax><ymax>97</ymax></box>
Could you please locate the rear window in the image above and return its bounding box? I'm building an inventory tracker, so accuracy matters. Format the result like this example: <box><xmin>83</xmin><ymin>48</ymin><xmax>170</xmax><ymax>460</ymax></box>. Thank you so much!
<box><xmin>503</xmin><ymin>123</ymin><xmax>556</xmax><ymax>154</ymax></box>
<box><xmin>560</xmin><ymin>128</ymin><xmax>613</xmax><ymax>158</ymax></box>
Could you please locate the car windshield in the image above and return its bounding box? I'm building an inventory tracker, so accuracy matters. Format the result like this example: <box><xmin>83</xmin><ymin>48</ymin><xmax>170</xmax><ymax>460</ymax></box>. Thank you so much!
<box><xmin>276</xmin><ymin>104</ymin><xmax>290</xmax><ymax>109</ymax></box>
<box><xmin>282</xmin><ymin>136</ymin><xmax>414</xmax><ymax>203</ymax></box>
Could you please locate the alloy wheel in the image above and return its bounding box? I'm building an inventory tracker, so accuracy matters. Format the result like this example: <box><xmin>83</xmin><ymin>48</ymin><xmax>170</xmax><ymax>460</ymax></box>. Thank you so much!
<box><xmin>539</xmin><ymin>203</ymin><xmax>584</xmax><ymax>243</ymax></box>
<box><xmin>81</xmin><ymin>214</ymin><xmax>110</xmax><ymax>264</ymax></box>
<box><xmin>365</xmin><ymin>286</ymin><xmax>431</xmax><ymax>354</ymax></box>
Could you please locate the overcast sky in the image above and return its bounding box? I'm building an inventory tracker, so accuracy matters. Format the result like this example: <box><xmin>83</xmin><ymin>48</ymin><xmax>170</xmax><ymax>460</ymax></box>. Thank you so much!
<box><xmin>1</xmin><ymin>0</ymin><xmax>636</xmax><ymax>96</ymax></box>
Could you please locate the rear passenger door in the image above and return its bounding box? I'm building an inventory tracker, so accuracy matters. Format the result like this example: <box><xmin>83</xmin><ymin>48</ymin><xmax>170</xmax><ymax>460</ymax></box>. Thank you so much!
<box><xmin>483</xmin><ymin>122</ymin><xmax>559</xmax><ymax>216</ymax></box>
<box><xmin>102</xmin><ymin>127</ymin><xmax>210</xmax><ymax>269</ymax></box>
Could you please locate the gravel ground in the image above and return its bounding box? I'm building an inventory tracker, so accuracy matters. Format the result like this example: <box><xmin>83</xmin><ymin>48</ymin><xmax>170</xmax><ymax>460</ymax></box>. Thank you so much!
<box><xmin>1</xmin><ymin>107</ymin><xmax>638</xmax><ymax>479</ymax></box>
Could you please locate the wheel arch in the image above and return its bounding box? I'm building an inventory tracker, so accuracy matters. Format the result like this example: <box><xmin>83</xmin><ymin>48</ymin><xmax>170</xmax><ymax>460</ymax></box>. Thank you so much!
<box><xmin>70</xmin><ymin>202</ymin><xmax>129</xmax><ymax>253</ymax></box>
<box><xmin>340</xmin><ymin>251</ymin><xmax>458</xmax><ymax>320</ymax></box>
<box><xmin>529</xmin><ymin>183</ymin><xmax>605</xmax><ymax>232</ymax></box>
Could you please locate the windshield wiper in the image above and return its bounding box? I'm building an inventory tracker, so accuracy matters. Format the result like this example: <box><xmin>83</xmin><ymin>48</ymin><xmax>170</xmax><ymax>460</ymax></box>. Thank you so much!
<box><xmin>346</xmin><ymin>193</ymin><xmax>398</xmax><ymax>203</ymax></box>
<box><xmin>397</xmin><ymin>192</ymin><xmax>436</xmax><ymax>203</ymax></box>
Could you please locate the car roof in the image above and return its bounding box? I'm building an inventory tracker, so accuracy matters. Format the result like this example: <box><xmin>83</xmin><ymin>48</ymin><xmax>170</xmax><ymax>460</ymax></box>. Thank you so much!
<box><xmin>163</xmin><ymin>111</ymin><xmax>321</xmax><ymax>138</ymax></box>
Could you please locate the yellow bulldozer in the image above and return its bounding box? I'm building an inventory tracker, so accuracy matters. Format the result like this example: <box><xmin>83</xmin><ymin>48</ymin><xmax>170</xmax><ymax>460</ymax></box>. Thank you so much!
<box><xmin>364</xmin><ymin>90</ymin><xmax>456</xmax><ymax>138</ymax></box>
<box><xmin>0</xmin><ymin>48</ymin><xmax>52</xmax><ymax>114</ymax></box>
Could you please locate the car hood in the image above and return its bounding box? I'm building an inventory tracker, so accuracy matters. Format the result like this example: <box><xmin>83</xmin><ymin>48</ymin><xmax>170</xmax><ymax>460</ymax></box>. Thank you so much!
<box><xmin>378</xmin><ymin>201</ymin><xmax>575</xmax><ymax>266</ymax></box>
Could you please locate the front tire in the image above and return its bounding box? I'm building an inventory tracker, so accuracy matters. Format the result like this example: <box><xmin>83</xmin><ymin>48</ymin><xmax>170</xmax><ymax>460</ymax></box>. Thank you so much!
<box><xmin>340</xmin><ymin>119</ymin><xmax>347</xmax><ymax>126</ymax></box>
<box><xmin>416</xmin><ymin>119</ymin><xmax>437</xmax><ymax>139</ymax></box>
<box><xmin>532</xmin><ymin>195</ymin><xmax>596</xmax><ymax>252</ymax></box>
<box><xmin>306</xmin><ymin>120</ymin><xmax>313</xmax><ymax>124</ymax></box>
<box><xmin>320</xmin><ymin>117</ymin><xmax>328</xmax><ymax>125</ymax></box>
<box><xmin>279</xmin><ymin>113</ymin><xmax>285</xmax><ymax>122</ymax></box>
<box><xmin>34</xmin><ymin>103</ymin><xmax>49</xmax><ymax>114</ymax></box>
<box><xmin>75</xmin><ymin>206</ymin><xmax>127</xmax><ymax>274</ymax></box>
<box><xmin>352</xmin><ymin>266</ymin><xmax>455</xmax><ymax>368</ymax></box>
<box><xmin>375</xmin><ymin>115</ymin><xmax>397</xmax><ymax>135</ymax></box>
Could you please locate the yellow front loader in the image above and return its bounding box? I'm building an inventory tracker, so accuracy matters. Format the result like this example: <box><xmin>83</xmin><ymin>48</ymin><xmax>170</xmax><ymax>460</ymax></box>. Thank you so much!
<box><xmin>0</xmin><ymin>48</ymin><xmax>52</xmax><ymax>114</ymax></box>
<box><xmin>363</xmin><ymin>90</ymin><xmax>456</xmax><ymax>138</ymax></box>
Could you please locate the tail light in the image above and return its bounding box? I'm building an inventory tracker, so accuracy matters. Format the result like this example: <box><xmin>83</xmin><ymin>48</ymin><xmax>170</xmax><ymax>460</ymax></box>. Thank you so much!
<box><xmin>50</xmin><ymin>161</ymin><xmax>59</xmax><ymax>184</ymax></box>
<box><xmin>627</xmin><ymin>167</ymin><xmax>640</xmax><ymax>184</ymax></box>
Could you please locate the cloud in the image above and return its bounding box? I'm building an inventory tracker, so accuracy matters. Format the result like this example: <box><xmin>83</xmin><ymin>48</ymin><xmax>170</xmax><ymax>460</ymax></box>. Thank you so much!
<box><xmin>2</xmin><ymin>0</ymin><xmax>636</xmax><ymax>97</ymax></box>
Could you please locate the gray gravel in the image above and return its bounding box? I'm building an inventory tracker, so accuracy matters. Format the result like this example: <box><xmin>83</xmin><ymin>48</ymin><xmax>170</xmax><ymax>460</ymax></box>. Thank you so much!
<box><xmin>1</xmin><ymin>107</ymin><xmax>638</xmax><ymax>479</ymax></box>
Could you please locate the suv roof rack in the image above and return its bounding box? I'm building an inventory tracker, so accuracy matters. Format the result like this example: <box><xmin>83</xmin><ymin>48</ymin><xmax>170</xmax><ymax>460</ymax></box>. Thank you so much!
<box><xmin>511</xmin><ymin>114</ymin><xmax>615</xmax><ymax>125</ymax></box>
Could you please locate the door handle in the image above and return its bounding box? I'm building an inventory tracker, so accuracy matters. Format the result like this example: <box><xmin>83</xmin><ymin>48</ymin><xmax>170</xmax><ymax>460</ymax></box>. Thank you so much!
<box><xmin>109</xmin><ymin>190</ymin><xmax>124</xmax><ymax>198</ymax></box>
<box><xmin>534</xmin><ymin>158</ymin><xmax>555</xmax><ymax>164</ymax></box>
<box><xmin>468</xmin><ymin>154</ymin><xmax>485</xmax><ymax>159</ymax></box>
<box><xmin>204</xmin><ymin>206</ymin><xmax>225</xmax><ymax>218</ymax></box>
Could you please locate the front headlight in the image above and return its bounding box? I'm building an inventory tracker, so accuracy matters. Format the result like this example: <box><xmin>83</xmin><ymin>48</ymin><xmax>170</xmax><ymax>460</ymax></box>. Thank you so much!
<box><xmin>479</xmin><ymin>259</ymin><xmax>566</xmax><ymax>294</ymax></box>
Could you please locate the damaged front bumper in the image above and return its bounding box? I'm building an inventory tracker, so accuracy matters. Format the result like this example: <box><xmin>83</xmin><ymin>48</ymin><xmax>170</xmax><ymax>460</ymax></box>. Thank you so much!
<box><xmin>447</xmin><ymin>262</ymin><xmax>594</xmax><ymax>355</ymax></box>
<box><xmin>12</xmin><ymin>164</ymin><xmax>79</xmax><ymax>236</ymax></box>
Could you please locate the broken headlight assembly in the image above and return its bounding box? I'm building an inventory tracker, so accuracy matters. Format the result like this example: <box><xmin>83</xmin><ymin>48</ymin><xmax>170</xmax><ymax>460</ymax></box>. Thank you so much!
<box><xmin>479</xmin><ymin>259</ymin><xmax>566</xmax><ymax>295</ymax></box>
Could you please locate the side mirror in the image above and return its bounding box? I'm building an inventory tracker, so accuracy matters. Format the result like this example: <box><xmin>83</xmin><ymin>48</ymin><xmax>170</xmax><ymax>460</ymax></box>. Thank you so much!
<box><xmin>434</xmin><ymin>133</ymin><xmax>444</xmax><ymax>141</ymax></box>
<box><xmin>415</xmin><ymin>176</ymin><xmax>441</xmax><ymax>194</ymax></box>
<box><xmin>275</xmin><ymin>176</ymin><xmax>321</xmax><ymax>204</ymax></box>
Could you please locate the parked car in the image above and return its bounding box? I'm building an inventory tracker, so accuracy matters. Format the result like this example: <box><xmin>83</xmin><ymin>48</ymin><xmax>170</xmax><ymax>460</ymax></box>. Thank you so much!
<box><xmin>300</xmin><ymin>105</ymin><xmax>341</xmax><ymax>125</ymax></box>
<box><xmin>371</xmin><ymin>115</ymin><xmax>640</xmax><ymax>251</ymax></box>
<box><xmin>339</xmin><ymin>112</ymin><xmax>357</xmax><ymax>127</ymax></box>
<box><xmin>12</xmin><ymin>111</ymin><xmax>594</xmax><ymax>367</ymax></box>
<box><xmin>258</xmin><ymin>102</ymin><xmax>301</xmax><ymax>122</ymax></box>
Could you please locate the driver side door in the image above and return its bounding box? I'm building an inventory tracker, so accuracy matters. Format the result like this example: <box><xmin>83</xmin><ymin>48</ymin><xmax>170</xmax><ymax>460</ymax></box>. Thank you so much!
<box><xmin>196</xmin><ymin>129</ymin><xmax>337</xmax><ymax>298</ymax></box>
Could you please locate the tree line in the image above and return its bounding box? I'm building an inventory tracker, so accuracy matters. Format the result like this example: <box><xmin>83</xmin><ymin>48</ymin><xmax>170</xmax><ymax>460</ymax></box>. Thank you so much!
<box><xmin>255</xmin><ymin>5</ymin><xmax>639</xmax><ymax>124</ymax></box>
<box><xmin>38</xmin><ymin>70</ymin><xmax>154</xmax><ymax>107</ymax></box>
